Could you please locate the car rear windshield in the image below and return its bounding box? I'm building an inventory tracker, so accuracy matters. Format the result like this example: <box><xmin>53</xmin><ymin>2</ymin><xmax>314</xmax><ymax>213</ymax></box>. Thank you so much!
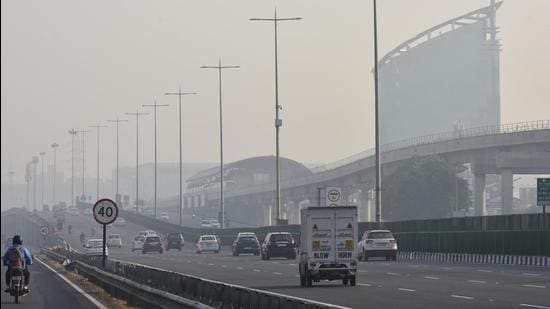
<box><xmin>238</xmin><ymin>236</ymin><xmax>257</xmax><ymax>242</ymax></box>
<box><xmin>88</xmin><ymin>240</ymin><xmax>103</xmax><ymax>247</ymax></box>
<box><xmin>270</xmin><ymin>234</ymin><xmax>292</xmax><ymax>242</ymax></box>
<box><xmin>134</xmin><ymin>236</ymin><xmax>143</xmax><ymax>241</ymax></box>
<box><xmin>108</xmin><ymin>235</ymin><xmax>120</xmax><ymax>239</ymax></box>
<box><xmin>368</xmin><ymin>231</ymin><xmax>394</xmax><ymax>239</ymax></box>
<box><xmin>146</xmin><ymin>237</ymin><xmax>160</xmax><ymax>242</ymax></box>
<box><xmin>201</xmin><ymin>236</ymin><xmax>215</xmax><ymax>241</ymax></box>
<box><xmin>168</xmin><ymin>234</ymin><xmax>181</xmax><ymax>239</ymax></box>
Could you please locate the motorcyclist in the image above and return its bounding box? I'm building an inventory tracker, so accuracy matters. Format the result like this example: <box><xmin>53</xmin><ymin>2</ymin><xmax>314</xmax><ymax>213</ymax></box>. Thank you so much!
<box><xmin>80</xmin><ymin>232</ymin><xmax>86</xmax><ymax>244</ymax></box>
<box><xmin>2</xmin><ymin>235</ymin><xmax>32</xmax><ymax>293</ymax></box>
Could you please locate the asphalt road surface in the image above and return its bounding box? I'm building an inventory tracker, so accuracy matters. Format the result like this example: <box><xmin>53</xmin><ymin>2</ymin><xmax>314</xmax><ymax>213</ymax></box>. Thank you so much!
<box><xmin>50</xmin><ymin>212</ymin><xmax>550</xmax><ymax>309</ymax></box>
<box><xmin>0</xmin><ymin>252</ymin><xmax>98</xmax><ymax>309</ymax></box>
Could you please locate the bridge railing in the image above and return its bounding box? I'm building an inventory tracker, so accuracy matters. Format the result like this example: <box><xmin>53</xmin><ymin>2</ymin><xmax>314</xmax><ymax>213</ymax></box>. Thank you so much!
<box><xmin>312</xmin><ymin>119</ymin><xmax>550</xmax><ymax>173</ymax></box>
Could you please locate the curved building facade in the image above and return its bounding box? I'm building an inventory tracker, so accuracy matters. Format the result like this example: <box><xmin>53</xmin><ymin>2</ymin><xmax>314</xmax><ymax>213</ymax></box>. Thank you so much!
<box><xmin>379</xmin><ymin>2</ymin><xmax>501</xmax><ymax>143</ymax></box>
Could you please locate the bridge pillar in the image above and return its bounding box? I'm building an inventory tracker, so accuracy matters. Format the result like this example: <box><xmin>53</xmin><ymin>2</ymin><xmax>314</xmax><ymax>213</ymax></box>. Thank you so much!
<box><xmin>501</xmin><ymin>169</ymin><xmax>514</xmax><ymax>214</ymax></box>
<box><xmin>473</xmin><ymin>173</ymin><xmax>486</xmax><ymax>216</ymax></box>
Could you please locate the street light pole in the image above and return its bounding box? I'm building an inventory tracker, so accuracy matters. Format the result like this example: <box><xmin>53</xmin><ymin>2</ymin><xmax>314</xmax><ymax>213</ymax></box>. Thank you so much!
<box><xmin>39</xmin><ymin>152</ymin><xmax>46</xmax><ymax>209</ymax></box>
<box><xmin>165</xmin><ymin>87</ymin><xmax>197</xmax><ymax>226</ymax></box>
<box><xmin>78</xmin><ymin>129</ymin><xmax>90</xmax><ymax>201</ymax></box>
<box><xmin>89</xmin><ymin>124</ymin><xmax>107</xmax><ymax>202</ymax></box>
<box><xmin>69</xmin><ymin>129</ymin><xmax>78</xmax><ymax>206</ymax></box>
<box><xmin>372</xmin><ymin>0</ymin><xmax>382</xmax><ymax>228</ymax></box>
<box><xmin>107</xmin><ymin>117</ymin><xmax>128</xmax><ymax>207</ymax></box>
<box><xmin>201</xmin><ymin>59</ymin><xmax>240</xmax><ymax>229</ymax></box>
<box><xmin>32</xmin><ymin>156</ymin><xmax>39</xmax><ymax>211</ymax></box>
<box><xmin>250</xmin><ymin>9</ymin><xmax>301</xmax><ymax>225</ymax></box>
<box><xmin>51</xmin><ymin>143</ymin><xmax>59</xmax><ymax>206</ymax></box>
<box><xmin>142</xmin><ymin>101</ymin><xmax>169</xmax><ymax>219</ymax></box>
<box><xmin>125</xmin><ymin>109</ymin><xmax>149</xmax><ymax>212</ymax></box>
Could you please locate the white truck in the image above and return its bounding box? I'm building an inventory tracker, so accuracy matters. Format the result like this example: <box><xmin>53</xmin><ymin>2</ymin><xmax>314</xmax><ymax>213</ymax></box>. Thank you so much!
<box><xmin>299</xmin><ymin>206</ymin><xmax>358</xmax><ymax>287</ymax></box>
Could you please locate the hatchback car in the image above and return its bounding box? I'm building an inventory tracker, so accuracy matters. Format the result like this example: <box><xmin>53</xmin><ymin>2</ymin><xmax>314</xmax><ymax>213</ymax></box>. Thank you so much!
<box><xmin>196</xmin><ymin>235</ymin><xmax>220</xmax><ymax>254</ymax></box>
<box><xmin>232</xmin><ymin>235</ymin><xmax>260</xmax><ymax>256</ymax></box>
<box><xmin>142</xmin><ymin>235</ymin><xmax>163</xmax><ymax>254</ymax></box>
<box><xmin>166</xmin><ymin>233</ymin><xmax>184</xmax><ymax>251</ymax></box>
<box><xmin>107</xmin><ymin>234</ymin><xmax>122</xmax><ymax>248</ymax></box>
<box><xmin>84</xmin><ymin>239</ymin><xmax>108</xmax><ymax>256</ymax></box>
<box><xmin>358</xmin><ymin>230</ymin><xmax>398</xmax><ymax>261</ymax></box>
<box><xmin>131</xmin><ymin>235</ymin><xmax>145</xmax><ymax>252</ymax></box>
<box><xmin>261</xmin><ymin>232</ymin><xmax>296</xmax><ymax>260</ymax></box>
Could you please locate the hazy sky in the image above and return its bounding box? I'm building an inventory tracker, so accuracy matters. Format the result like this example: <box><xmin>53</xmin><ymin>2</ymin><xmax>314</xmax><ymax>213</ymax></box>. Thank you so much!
<box><xmin>2</xmin><ymin>0</ymin><xmax>550</xmax><ymax>184</ymax></box>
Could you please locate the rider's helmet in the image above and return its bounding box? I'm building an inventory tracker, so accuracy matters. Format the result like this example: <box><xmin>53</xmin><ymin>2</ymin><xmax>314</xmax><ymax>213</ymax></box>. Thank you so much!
<box><xmin>12</xmin><ymin>235</ymin><xmax>22</xmax><ymax>245</ymax></box>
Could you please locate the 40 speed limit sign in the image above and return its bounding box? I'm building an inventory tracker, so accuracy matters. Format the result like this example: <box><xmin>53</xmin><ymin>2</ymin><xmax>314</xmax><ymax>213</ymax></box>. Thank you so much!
<box><xmin>93</xmin><ymin>198</ymin><xmax>119</xmax><ymax>225</ymax></box>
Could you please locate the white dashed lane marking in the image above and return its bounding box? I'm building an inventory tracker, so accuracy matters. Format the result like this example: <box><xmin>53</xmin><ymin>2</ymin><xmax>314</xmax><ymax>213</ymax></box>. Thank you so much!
<box><xmin>520</xmin><ymin>304</ymin><xmax>550</xmax><ymax>309</ymax></box>
<box><xmin>273</xmin><ymin>272</ymin><xmax>282</xmax><ymax>275</ymax></box>
<box><xmin>253</xmin><ymin>269</ymin><xmax>261</xmax><ymax>272</ymax></box>
<box><xmin>522</xmin><ymin>284</ymin><xmax>546</xmax><ymax>289</ymax></box>
<box><xmin>477</xmin><ymin>269</ymin><xmax>492</xmax><ymax>273</ymax></box>
<box><xmin>358</xmin><ymin>283</ymin><xmax>372</xmax><ymax>287</ymax></box>
<box><xmin>467</xmin><ymin>280</ymin><xmax>487</xmax><ymax>284</ymax></box>
<box><xmin>451</xmin><ymin>295</ymin><xmax>474</xmax><ymax>300</ymax></box>
<box><xmin>398</xmin><ymin>288</ymin><xmax>416</xmax><ymax>292</ymax></box>
<box><xmin>424</xmin><ymin>276</ymin><xmax>440</xmax><ymax>280</ymax></box>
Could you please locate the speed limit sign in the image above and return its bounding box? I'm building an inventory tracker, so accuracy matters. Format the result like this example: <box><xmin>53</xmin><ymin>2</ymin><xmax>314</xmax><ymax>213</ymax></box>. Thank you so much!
<box><xmin>93</xmin><ymin>198</ymin><xmax>119</xmax><ymax>225</ymax></box>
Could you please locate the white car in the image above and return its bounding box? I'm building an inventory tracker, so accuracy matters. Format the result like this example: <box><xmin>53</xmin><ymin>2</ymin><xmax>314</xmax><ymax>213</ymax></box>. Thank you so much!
<box><xmin>114</xmin><ymin>218</ymin><xmax>126</xmax><ymax>226</ymax></box>
<box><xmin>209</xmin><ymin>220</ymin><xmax>220</xmax><ymax>229</ymax></box>
<box><xmin>196</xmin><ymin>235</ymin><xmax>220</xmax><ymax>254</ymax></box>
<box><xmin>159</xmin><ymin>213</ymin><xmax>170</xmax><ymax>221</ymax></box>
<box><xmin>67</xmin><ymin>207</ymin><xmax>79</xmax><ymax>216</ymax></box>
<box><xmin>137</xmin><ymin>230</ymin><xmax>157</xmax><ymax>237</ymax></box>
<box><xmin>200</xmin><ymin>220</ymin><xmax>212</xmax><ymax>228</ymax></box>
<box><xmin>131</xmin><ymin>235</ymin><xmax>145</xmax><ymax>252</ymax></box>
<box><xmin>358</xmin><ymin>230</ymin><xmax>398</xmax><ymax>261</ymax></box>
<box><xmin>107</xmin><ymin>234</ymin><xmax>122</xmax><ymax>248</ymax></box>
<box><xmin>84</xmin><ymin>239</ymin><xmax>108</xmax><ymax>256</ymax></box>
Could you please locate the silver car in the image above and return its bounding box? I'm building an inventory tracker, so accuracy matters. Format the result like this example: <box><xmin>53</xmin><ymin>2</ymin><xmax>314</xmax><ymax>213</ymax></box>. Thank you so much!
<box><xmin>358</xmin><ymin>230</ymin><xmax>398</xmax><ymax>261</ymax></box>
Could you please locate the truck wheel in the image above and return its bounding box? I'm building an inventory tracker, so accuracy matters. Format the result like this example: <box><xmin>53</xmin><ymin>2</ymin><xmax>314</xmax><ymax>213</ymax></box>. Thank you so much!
<box><xmin>343</xmin><ymin>278</ymin><xmax>349</xmax><ymax>285</ymax></box>
<box><xmin>350</xmin><ymin>275</ymin><xmax>356</xmax><ymax>286</ymax></box>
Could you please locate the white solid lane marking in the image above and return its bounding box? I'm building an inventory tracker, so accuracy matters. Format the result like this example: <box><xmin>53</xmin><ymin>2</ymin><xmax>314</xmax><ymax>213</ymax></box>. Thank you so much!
<box><xmin>387</xmin><ymin>272</ymin><xmax>400</xmax><ymax>276</ymax></box>
<box><xmin>253</xmin><ymin>269</ymin><xmax>261</xmax><ymax>272</ymax></box>
<box><xmin>424</xmin><ymin>276</ymin><xmax>440</xmax><ymax>280</ymax></box>
<box><xmin>274</xmin><ymin>272</ymin><xmax>282</xmax><ymax>275</ymax></box>
<box><xmin>520</xmin><ymin>304</ymin><xmax>550</xmax><ymax>309</ymax></box>
<box><xmin>398</xmin><ymin>288</ymin><xmax>416</xmax><ymax>292</ymax></box>
<box><xmin>451</xmin><ymin>295</ymin><xmax>474</xmax><ymax>300</ymax></box>
<box><xmin>35</xmin><ymin>257</ymin><xmax>108</xmax><ymax>309</ymax></box>
<box><xmin>522</xmin><ymin>284</ymin><xmax>546</xmax><ymax>289</ymax></box>
<box><xmin>408</xmin><ymin>265</ymin><xmax>420</xmax><ymax>268</ymax></box>
<box><xmin>440</xmin><ymin>267</ymin><xmax>452</xmax><ymax>270</ymax></box>
<box><xmin>468</xmin><ymin>280</ymin><xmax>487</xmax><ymax>284</ymax></box>
<box><xmin>477</xmin><ymin>269</ymin><xmax>492</xmax><ymax>273</ymax></box>
<box><xmin>358</xmin><ymin>283</ymin><xmax>372</xmax><ymax>287</ymax></box>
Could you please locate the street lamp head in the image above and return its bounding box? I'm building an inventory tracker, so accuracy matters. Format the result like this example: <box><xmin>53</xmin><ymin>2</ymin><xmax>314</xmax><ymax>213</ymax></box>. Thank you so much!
<box><xmin>39</xmin><ymin>152</ymin><xmax>46</xmax><ymax>156</ymax></box>
<box><xmin>51</xmin><ymin>143</ymin><xmax>59</xmax><ymax>148</ymax></box>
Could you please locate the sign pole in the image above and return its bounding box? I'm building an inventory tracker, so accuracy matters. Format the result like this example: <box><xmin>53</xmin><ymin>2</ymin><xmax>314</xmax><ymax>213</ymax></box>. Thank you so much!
<box><xmin>102</xmin><ymin>224</ymin><xmax>106</xmax><ymax>268</ymax></box>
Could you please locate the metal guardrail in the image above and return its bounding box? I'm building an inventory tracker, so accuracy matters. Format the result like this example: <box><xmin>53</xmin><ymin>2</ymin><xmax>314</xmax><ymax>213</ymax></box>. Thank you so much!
<box><xmin>45</xmin><ymin>247</ymin><xmax>351</xmax><ymax>309</ymax></box>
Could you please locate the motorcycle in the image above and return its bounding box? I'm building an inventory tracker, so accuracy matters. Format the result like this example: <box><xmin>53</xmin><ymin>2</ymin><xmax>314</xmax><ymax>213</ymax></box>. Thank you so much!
<box><xmin>8</xmin><ymin>267</ymin><xmax>27</xmax><ymax>304</ymax></box>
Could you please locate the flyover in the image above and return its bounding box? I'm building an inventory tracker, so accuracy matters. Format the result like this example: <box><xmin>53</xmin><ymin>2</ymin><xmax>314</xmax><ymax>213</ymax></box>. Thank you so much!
<box><xmin>176</xmin><ymin>120</ymin><xmax>550</xmax><ymax>225</ymax></box>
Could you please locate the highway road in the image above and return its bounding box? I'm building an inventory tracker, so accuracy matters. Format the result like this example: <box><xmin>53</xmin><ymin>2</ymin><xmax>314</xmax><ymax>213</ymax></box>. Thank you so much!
<box><xmin>50</xmin><ymin>212</ymin><xmax>550</xmax><ymax>309</ymax></box>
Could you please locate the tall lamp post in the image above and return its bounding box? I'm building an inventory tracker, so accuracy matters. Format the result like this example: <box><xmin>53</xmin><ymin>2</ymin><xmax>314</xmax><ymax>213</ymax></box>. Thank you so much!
<box><xmin>201</xmin><ymin>59</ymin><xmax>240</xmax><ymax>229</ymax></box>
<box><xmin>69</xmin><ymin>129</ymin><xmax>78</xmax><ymax>206</ymax></box>
<box><xmin>32</xmin><ymin>156</ymin><xmax>39</xmax><ymax>211</ymax></box>
<box><xmin>165</xmin><ymin>87</ymin><xmax>196</xmax><ymax>226</ymax></box>
<box><xmin>125</xmin><ymin>109</ymin><xmax>149</xmax><ymax>212</ymax></box>
<box><xmin>142</xmin><ymin>101</ymin><xmax>169</xmax><ymax>219</ymax></box>
<box><xmin>78</xmin><ymin>129</ymin><xmax>90</xmax><ymax>201</ymax></box>
<box><xmin>107</xmin><ymin>117</ymin><xmax>128</xmax><ymax>207</ymax></box>
<box><xmin>39</xmin><ymin>152</ymin><xmax>46</xmax><ymax>209</ymax></box>
<box><xmin>250</xmin><ymin>9</ymin><xmax>301</xmax><ymax>225</ymax></box>
<box><xmin>372</xmin><ymin>0</ymin><xmax>382</xmax><ymax>228</ymax></box>
<box><xmin>89</xmin><ymin>124</ymin><xmax>107</xmax><ymax>202</ymax></box>
<box><xmin>51</xmin><ymin>143</ymin><xmax>59</xmax><ymax>206</ymax></box>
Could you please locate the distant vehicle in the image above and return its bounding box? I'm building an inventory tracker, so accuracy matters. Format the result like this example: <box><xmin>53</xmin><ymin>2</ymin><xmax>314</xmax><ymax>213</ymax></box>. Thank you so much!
<box><xmin>42</xmin><ymin>204</ymin><xmax>50</xmax><ymax>212</ymax></box>
<box><xmin>299</xmin><ymin>206</ymin><xmax>358</xmax><ymax>287</ymax></box>
<box><xmin>137</xmin><ymin>230</ymin><xmax>157</xmax><ymax>238</ymax></box>
<box><xmin>84</xmin><ymin>239</ymin><xmax>108</xmax><ymax>256</ymax></box>
<box><xmin>200</xmin><ymin>220</ymin><xmax>212</xmax><ymax>228</ymax></box>
<box><xmin>232</xmin><ymin>234</ymin><xmax>260</xmax><ymax>256</ymax></box>
<box><xmin>131</xmin><ymin>235</ymin><xmax>145</xmax><ymax>252</ymax></box>
<box><xmin>200</xmin><ymin>219</ymin><xmax>220</xmax><ymax>229</ymax></box>
<box><xmin>107</xmin><ymin>234</ymin><xmax>122</xmax><ymax>248</ymax></box>
<box><xmin>237</xmin><ymin>232</ymin><xmax>257</xmax><ymax>238</ymax></box>
<box><xmin>159</xmin><ymin>213</ymin><xmax>170</xmax><ymax>221</ymax></box>
<box><xmin>83</xmin><ymin>208</ymin><xmax>93</xmax><ymax>215</ymax></box>
<box><xmin>166</xmin><ymin>233</ymin><xmax>184</xmax><ymax>251</ymax></box>
<box><xmin>210</xmin><ymin>220</ymin><xmax>220</xmax><ymax>229</ymax></box>
<box><xmin>142</xmin><ymin>235</ymin><xmax>163</xmax><ymax>254</ymax></box>
<box><xmin>261</xmin><ymin>232</ymin><xmax>296</xmax><ymax>260</ymax></box>
<box><xmin>67</xmin><ymin>207</ymin><xmax>79</xmax><ymax>216</ymax></box>
<box><xmin>196</xmin><ymin>235</ymin><xmax>220</xmax><ymax>254</ymax></box>
<box><xmin>113</xmin><ymin>217</ymin><xmax>126</xmax><ymax>226</ymax></box>
<box><xmin>358</xmin><ymin>230</ymin><xmax>398</xmax><ymax>261</ymax></box>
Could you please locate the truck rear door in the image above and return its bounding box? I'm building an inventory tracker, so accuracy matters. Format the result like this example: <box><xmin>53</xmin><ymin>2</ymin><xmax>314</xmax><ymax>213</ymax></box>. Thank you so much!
<box><xmin>334</xmin><ymin>208</ymin><xmax>357</xmax><ymax>263</ymax></box>
<box><xmin>309</xmin><ymin>210</ymin><xmax>335</xmax><ymax>263</ymax></box>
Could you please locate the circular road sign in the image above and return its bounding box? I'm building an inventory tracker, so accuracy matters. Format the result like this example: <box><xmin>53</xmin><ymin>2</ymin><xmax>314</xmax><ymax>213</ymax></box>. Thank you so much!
<box><xmin>93</xmin><ymin>198</ymin><xmax>119</xmax><ymax>225</ymax></box>
<box><xmin>40</xmin><ymin>225</ymin><xmax>50</xmax><ymax>236</ymax></box>
<box><xmin>327</xmin><ymin>189</ymin><xmax>341</xmax><ymax>202</ymax></box>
